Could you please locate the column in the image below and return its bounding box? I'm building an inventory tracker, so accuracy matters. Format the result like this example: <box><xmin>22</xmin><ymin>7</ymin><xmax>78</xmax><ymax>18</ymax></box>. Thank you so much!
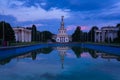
<box><xmin>29</xmin><ymin>31</ymin><xmax>31</xmax><ymax>42</ymax></box>
<box><xmin>22</xmin><ymin>29</ymin><xmax>25</xmax><ymax>42</ymax></box>
<box><xmin>18</xmin><ymin>30</ymin><xmax>20</xmax><ymax>42</ymax></box>
<box><xmin>98</xmin><ymin>32</ymin><xmax>100</xmax><ymax>42</ymax></box>
<box><xmin>19</xmin><ymin>30</ymin><xmax>22</xmax><ymax>42</ymax></box>
<box><xmin>102</xmin><ymin>31</ymin><xmax>105</xmax><ymax>42</ymax></box>
<box><xmin>25</xmin><ymin>31</ymin><xmax>27</xmax><ymax>42</ymax></box>
<box><xmin>95</xmin><ymin>32</ymin><xmax>97</xmax><ymax>42</ymax></box>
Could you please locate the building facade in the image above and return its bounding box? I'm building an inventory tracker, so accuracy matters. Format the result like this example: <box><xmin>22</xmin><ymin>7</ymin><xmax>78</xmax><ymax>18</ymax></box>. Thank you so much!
<box><xmin>55</xmin><ymin>16</ymin><xmax>71</xmax><ymax>43</ymax></box>
<box><xmin>55</xmin><ymin>46</ymin><xmax>69</xmax><ymax>69</ymax></box>
<box><xmin>13</xmin><ymin>27</ymin><xmax>32</xmax><ymax>42</ymax></box>
<box><xmin>95</xmin><ymin>27</ymin><xmax>119</xmax><ymax>43</ymax></box>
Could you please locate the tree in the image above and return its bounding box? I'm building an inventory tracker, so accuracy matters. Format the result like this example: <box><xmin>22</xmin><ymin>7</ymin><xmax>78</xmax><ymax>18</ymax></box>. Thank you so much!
<box><xmin>40</xmin><ymin>47</ymin><xmax>53</xmax><ymax>54</ymax></box>
<box><xmin>71</xmin><ymin>47</ymin><xmax>83</xmax><ymax>58</ymax></box>
<box><xmin>31</xmin><ymin>25</ymin><xmax>37</xmax><ymax>41</ymax></box>
<box><xmin>0</xmin><ymin>21</ymin><xmax>15</xmax><ymax>45</ymax></box>
<box><xmin>36</xmin><ymin>31</ymin><xmax>41</xmax><ymax>42</ymax></box>
<box><xmin>0</xmin><ymin>58</ymin><xmax>11</xmax><ymax>65</ymax></box>
<box><xmin>72</xmin><ymin>26</ymin><xmax>82</xmax><ymax>42</ymax></box>
<box><xmin>88</xmin><ymin>49</ymin><xmax>99</xmax><ymax>58</ymax></box>
<box><xmin>88</xmin><ymin>26</ymin><xmax>98</xmax><ymax>42</ymax></box>
<box><xmin>113</xmin><ymin>24</ymin><xmax>120</xmax><ymax>43</ymax></box>
<box><xmin>31</xmin><ymin>51</ymin><xmax>37</xmax><ymax>60</ymax></box>
<box><xmin>40</xmin><ymin>31</ymin><xmax>53</xmax><ymax>42</ymax></box>
<box><xmin>116</xmin><ymin>23</ymin><xmax>120</xmax><ymax>37</ymax></box>
<box><xmin>82</xmin><ymin>32</ymin><xmax>88</xmax><ymax>42</ymax></box>
<box><xmin>116</xmin><ymin>23</ymin><xmax>120</xmax><ymax>28</ymax></box>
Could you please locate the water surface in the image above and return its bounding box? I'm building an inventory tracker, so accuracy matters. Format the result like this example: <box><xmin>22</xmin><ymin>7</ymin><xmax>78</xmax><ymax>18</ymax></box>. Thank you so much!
<box><xmin>0</xmin><ymin>46</ymin><xmax>120</xmax><ymax>80</ymax></box>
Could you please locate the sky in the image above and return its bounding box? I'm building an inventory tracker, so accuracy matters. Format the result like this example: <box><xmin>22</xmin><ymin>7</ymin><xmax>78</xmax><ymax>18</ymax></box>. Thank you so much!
<box><xmin>0</xmin><ymin>0</ymin><xmax>120</xmax><ymax>34</ymax></box>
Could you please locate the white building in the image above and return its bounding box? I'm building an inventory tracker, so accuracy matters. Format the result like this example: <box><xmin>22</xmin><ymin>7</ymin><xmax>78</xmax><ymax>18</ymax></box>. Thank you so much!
<box><xmin>95</xmin><ymin>27</ymin><xmax>119</xmax><ymax>42</ymax></box>
<box><xmin>13</xmin><ymin>27</ymin><xmax>32</xmax><ymax>42</ymax></box>
<box><xmin>55</xmin><ymin>46</ymin><xmax>69</xmax><ymax>69</ymax></box>
<box><xmin>55</xmin><ymin>16</ymin><xmax>71</xmax><ymax>43</ymax></box>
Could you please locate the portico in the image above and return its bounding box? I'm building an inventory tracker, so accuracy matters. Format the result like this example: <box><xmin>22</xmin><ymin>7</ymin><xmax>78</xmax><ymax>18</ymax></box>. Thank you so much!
<box><xmin>13</xmin><ymin>27</ymin><xmax>32</xmax><ymax>42</ymax></box>
<box><xmin>95</xmin><ymin>27</ymin><xmax>119</xmax><ymax>43</ymax></box>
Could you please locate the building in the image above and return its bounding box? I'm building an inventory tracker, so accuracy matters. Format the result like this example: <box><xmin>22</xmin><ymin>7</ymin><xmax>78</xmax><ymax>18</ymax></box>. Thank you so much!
<box><xmin>95</xmin><ymin>26</ymin><xmax>119</xmax><ymax>43</ymax></box>
<box><xmin>55</xmin><ymin>46</ymin><xmax>69</xmax><ymax>69</ymax></box>
<box><xmin>13</xmin><ymin>27</ymin><xmax>32</xmax><ymax>42</ymax></box>
<box><xmin>55</xmin><ymin>16</ymin><xmax>71</xmax><ymax>43</ymax></box>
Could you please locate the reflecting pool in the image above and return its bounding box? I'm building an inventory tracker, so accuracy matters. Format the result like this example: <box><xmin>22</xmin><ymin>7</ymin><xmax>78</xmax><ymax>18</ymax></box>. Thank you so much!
<box><xmin>0</xmin><ymin>46</ymin><xmax>120</xmax><ymax>80</ymax></box>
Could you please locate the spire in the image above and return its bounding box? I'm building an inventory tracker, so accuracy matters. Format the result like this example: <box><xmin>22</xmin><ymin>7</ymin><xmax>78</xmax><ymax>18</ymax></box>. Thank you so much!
<box><xmin>61</xmin><ymin>16</ymin><xmax>64</xmax><ymax>29</ymax></box>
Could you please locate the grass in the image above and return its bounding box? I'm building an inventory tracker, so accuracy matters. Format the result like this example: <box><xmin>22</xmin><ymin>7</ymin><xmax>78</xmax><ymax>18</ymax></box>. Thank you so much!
<box><xmin>1</xmin><ymin>41</ymin><xmax>120</xmax><ymax>47</ymax></box>
<box><xmin>10</xmin><ymin>42</ymin><xmax>42</xmax><ymax>46</ymax></box>
<box><xmin>84</xmin><ymin>42</ymin><xmax>120</xmax><ymax>47</ymax></box>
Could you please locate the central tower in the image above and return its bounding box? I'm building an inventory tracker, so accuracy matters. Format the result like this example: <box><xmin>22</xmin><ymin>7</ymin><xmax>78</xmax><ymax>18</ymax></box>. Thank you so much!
<box><xmin>55</xmin><ymin>16</ymin><xmax>70</xmax><ymax>43</ymax></box>
<box><xmin>61</xmin><ymin>16</ymin><xmax>64</xmax><ymax>29</ymax></box>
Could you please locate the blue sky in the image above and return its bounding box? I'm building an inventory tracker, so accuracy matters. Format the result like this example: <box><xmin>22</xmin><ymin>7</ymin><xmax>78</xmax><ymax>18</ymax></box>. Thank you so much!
<box><xmin>0</xmin><ymin>0</ymin><xmax>120</xmax><ymax>34</ymax></box>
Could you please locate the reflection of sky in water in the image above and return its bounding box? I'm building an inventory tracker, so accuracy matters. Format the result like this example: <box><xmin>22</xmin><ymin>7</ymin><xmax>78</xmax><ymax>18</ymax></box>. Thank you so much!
<box><xmin>0</xmin><ymin>46</ymin><xmax>120</xmax><ymax>80</ymax></box>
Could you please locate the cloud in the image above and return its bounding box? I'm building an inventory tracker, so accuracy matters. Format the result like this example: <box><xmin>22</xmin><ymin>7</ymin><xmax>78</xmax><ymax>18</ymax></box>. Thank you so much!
<box><xmin>40</xmin><ymin>2</ymin><xmax>47</xmax><ymax>6</ymax></box>
<box><xmin>0</xmin><ymin>0</ymin><xmax>120</xmax><ymax>34</ymax></box>
<box><xmin>81</xmin><ymin>26</ymin><xmax>90</xmax><ymax>31</ymax></box>
<box><xmin>66</xmin><ymin>25</ymin><xmax>76</xmax><ymax>31</ymax></box>
<box><xmin>81</xmin><ymin>52</ymin><xmax>90</xmax><ymax>57</ymax></box>
<box><xmin>66</xmin><ymin>25</ymin><xmax>90</xmax><ymax>31</ymax></box>
<box><xmin>66</xmin><ymin>53</ymin><xmax>76</xmax><ymax>58</ymax></box>
<box><xmin>44</xmin><ymin>0</ymin><xmax>118</xmax><ymax>11</ymax></box>
<box><xmin>23</xmin><ymin>23</ymin><xmax>44</xmax><ymax>27</ymax></box>
<box><xmin>0</xmin><ymin>0</ymin><xmax>70</xmax><ymax>22</ymax></box>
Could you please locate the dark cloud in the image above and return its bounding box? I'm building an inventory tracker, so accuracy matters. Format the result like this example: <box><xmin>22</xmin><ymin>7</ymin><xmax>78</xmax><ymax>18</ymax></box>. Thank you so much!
<box><xmin>0</xmin><ymin>15</ymin><xmax>17</xmax><ymax>26</ymax></box>
<box><xmin>40</xmin><ymin>0</ymin><xmax>119</xmax><ymax>11</ymax></box>
<box><xmin>1</xmin><ymin>0</ymin><xmax>120</xmax><ymax>33</ymax></box>
<box><xmin>16</xmin><ymin>0</ymin><xmax>118</xmax><ymax>11</ymax></box>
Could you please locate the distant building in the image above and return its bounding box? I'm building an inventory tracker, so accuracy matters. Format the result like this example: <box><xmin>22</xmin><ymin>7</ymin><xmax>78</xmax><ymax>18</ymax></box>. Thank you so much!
<box><xmin>95</xmin><ymin>26</ymin><xmax>119</xmax><ymax>42</ymax></box>
<box><xmin>13</xmin><ymin>27</ymin><xmax>32</xmax><ymax>42</ymax></box>
<box><xmin>54</xmin><ymin>16</ymin><xmax>71</xmax><ymax>43</ymax></box>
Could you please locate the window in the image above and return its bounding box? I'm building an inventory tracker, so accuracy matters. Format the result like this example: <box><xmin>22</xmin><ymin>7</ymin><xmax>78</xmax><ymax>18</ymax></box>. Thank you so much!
<box><xmin>57</xmin><ymin>39</ymin><xmax>59</xmax><ymax>41</ymax></box>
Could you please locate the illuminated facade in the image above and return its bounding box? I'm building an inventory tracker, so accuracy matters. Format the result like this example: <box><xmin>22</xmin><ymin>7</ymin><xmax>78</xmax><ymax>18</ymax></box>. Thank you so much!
<box><xmin>55</xmin><ymin>16</ymin><xmax>71</xmax><ymax>43</ymax></box>
<box><xmin>95</xmin><ymin>27</ymin><xmax>119</xmax><ymax>42</ymax></box>
<box><xmin>13</xmin><ymin>27</ymin><xmax>32</xmax><ymax>42</ymax></box>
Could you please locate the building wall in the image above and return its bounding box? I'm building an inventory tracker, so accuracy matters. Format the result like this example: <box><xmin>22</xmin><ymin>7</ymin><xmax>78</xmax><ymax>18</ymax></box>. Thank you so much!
<box><xmin>55</xmin><ymin>16</ymin><xmax>71</xmax><ymax>43</ymax></box>
<box><xmin>95</xmin><ymin>27</ymin><xmax>119</xmax><ymax>43</ymax></box>
<box><xmin>13</xmin><ymin>27</ymin><xmax>32</xmax><ymax>42</ymax></box>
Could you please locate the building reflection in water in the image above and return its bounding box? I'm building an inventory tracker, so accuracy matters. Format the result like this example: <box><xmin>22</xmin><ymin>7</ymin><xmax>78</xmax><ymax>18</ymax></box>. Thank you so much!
<box><xmin>96</xmin><ymin>53</ymin><xmax>120</xmax><ymax>61</ymax></box>
<box><xmin>55</xmin><ymin>46</ymin><xmax>70</xmax><ymax>69</ymax></box>
<box><xmin>16</xmin><ymin>47</ymin><xmax>53</xmax><ymax>61</ymax></box>
<box><xmin>0</xmin><ymin>46</ymin><xmax>120</xmax><ymax>66</ymax></box>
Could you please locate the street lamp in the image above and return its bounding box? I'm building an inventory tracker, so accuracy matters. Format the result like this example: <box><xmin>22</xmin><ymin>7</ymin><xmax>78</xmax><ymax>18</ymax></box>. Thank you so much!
<box><xmin>2</xmin><ymin>10</ymin><xmax>5</xmax><ymax>46</ymax></box>
<box><xmin>3</xmin><ymin>21</ymin><xmax>4</xmax><ymax>42</ymax></box>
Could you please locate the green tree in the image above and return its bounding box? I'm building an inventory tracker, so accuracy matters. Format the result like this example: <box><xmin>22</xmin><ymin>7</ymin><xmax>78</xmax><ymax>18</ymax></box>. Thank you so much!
<box><xmin>71</xmin><ymin>47</ymin><xmax>83</xmax><ymax>58</ymax></box>
<box><xmin>40</xmin><ymin>31</ymin><xmax>53</xmax><ymax>42</ymax></box>
<box><xmin>36</xmin><ymin>31</ymin><xmax>41</xmax><ymax>42</ymax></box>
<box><xmin>31</xmin><ymin>25</ymin><xmax>37</xmax><ymax>41</ymax></box>
<box><xmin>116</xmin><ymin>23</ymin><xmax>120</xmax><ymax>28</ymax></box>
<box><xmin>72</xmin><ymin>26</ymin><xmax>82</xmax><ymax>42</ymax></box>
<box><xmin>40</xmin><ymin>47</ymin><xmax>53</xmax><ymax>54</ymax></box>
<box><xmin>31</xmin><ymin>51</ymin><xmax>37</xmax><ymax>60</ymax></box>
<box><xmin>0</xmin><ymin>21</ymin><xmax>15</xmax><ymax>45</ymax></box>
<box><xmin>82</xmin><ymin>32</ymin><xmax>88</xmax><ymax>42</ymax></box>
<box><xmin>116</xmin><ymin>23</ymin><xmax>120</xmax><ymax>37</ymax></box>
<box><xmin>88</xmin><ymin>49</ymin><xmax>99</xmax><ymax>58</ymax></box>
<box><xmin>113</xmin><ymin>24</ymin><xmax>120</xmax><ymax>43</ymax></box>
<box><xmin>88</xmin><ymin>26</ymin><xmax>98</xmax><ymax>42</ymax></box>
<box><xmin>0</xmin><ymin>58</ymin><xmax>11</xmax><ymax>65</ymax></box>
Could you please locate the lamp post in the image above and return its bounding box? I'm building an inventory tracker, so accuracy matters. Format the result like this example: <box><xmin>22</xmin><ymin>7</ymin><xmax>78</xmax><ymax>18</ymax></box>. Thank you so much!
<box><xmin>3</xmin><ymin>21</ymin><xmax>4</xmax><ymax>42</ymax></box>
<box><xmin>2</xmin><ymin>10</ymin><xmax>5</xmax><ymax>46</ymax></box>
